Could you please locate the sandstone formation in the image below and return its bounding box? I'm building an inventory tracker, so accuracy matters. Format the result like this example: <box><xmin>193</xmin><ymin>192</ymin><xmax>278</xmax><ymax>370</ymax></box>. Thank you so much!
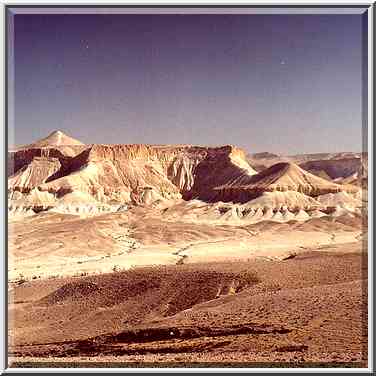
<box><xmin>247</xmin><ymin>151</ymin><xmax>368</xmax><ymax>187</ymax></box>
<box><xmin>23</xmin><ymin>130</ymin><xmax>85</xmax><ymax>148</ymax></box>
<box><xmin>8</xmin><ymin>131</ymin><xmax>364</xmax><ymax>223</ymax></box>
<box><xmin>211</xmin><ymin>162</ymin><xmax>358</xmax><ymax>203</ymax></box>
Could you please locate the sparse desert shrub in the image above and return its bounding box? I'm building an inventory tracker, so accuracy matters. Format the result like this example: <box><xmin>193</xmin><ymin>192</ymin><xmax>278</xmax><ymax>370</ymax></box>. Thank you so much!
<box><xmin>238</xmin><ymin>270</ymin><xmax>260</xmax><ymax>284</ymax></box>
<box><xmin>73</xmin><ymin>271</ymin><xmax>89</xmax><ymax>278</ymax></box>
<box><xmin>235</xmin><ymin>270</ymin><xmax>260</xmax><ymax>291</ymax></box>
<box><xmin>16</xmin><ymin>273</ymin><xmax>28</xmax><ymax>285</ymax></box>
<box><xmin>176</xmin><ymin>255</ymin><xmax>188</xmax><ymax>265</ymax></box>
<box><xmin>112</xmin><ymin>265</ymin><xmax>122</xmax><ymax>272</ymax></box>
<box><xmin>265</xmin><ymin>281</ymin><xmax>282</xmax><ymax>292</ymax></box>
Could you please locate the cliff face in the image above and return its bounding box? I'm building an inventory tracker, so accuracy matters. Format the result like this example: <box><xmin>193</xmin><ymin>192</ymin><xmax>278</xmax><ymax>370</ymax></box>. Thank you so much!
<box><xmin>8</xmin><ymin>134</ymin><xmax>361</xmax><ymax>218</ymax></box>
<box><xmin>83</xmin><ymin>144</ymin><xmax>257</xmax><ymax>201</ymax></box>
<box><xmin>8</xmin><ymin>148</ymin><xmax>69</xmax><ymax>177</ymax></box>
<box><xmin>9</xmin><ymin>157</ymin><xmax>62</xmax><ymax>194</ymax></box>
<box><xmin>179</xmin><ymin>146</ymin><xmax>257</xmax><ymax>201</ymax></box>
<box><xmin>9</xmin><ymin>142</ymin><xmax>257</xmax><ymax>208</ymax></box>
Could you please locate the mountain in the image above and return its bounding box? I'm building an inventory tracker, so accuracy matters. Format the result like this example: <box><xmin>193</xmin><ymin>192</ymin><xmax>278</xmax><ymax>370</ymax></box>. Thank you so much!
<box><xmin>211</xmin><ymin>162</ymin><xmax>358</xmax><ymax>204</ymax></box>
<box><xmin>37</xmin><ymin>143</ymin><xmax>257</xmax><ymax>203</ymax></box>
<box><xmin>8</xmin><ymin>132</ymin><xmax>363</xmax><ymax>222</ymax></box>
<box><xmin>22</xmin><ymin>130</ymin><xmax>84</xmax><ymax>148</ymax></box>
<box><xmin>8</xmin><ymin>132</ymin><xmax>258</xmax><ymax>210</ymax></box>
<box><xmin>247</xmin><ymin>151</ymin><xmax>367</xmax><ymax>187</ymax></box>
<box><xmin>250</xmin><ymin>152</ymin><xmax>280</xmax><ymax>160</ymax></box>
<box><xmin>299</xmin><ymin>157</ymin><xmax>363</xmax><ymax>179</ymax></box>
<box><xmin>8</xmin><ymin>131</ymin><xmax>88</xmax><ymax>179</ymax></box>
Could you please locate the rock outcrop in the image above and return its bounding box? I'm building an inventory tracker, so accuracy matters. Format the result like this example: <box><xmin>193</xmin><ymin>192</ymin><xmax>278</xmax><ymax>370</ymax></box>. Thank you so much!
<box><xmin>8</xmin><ymin>131</ymin><xmax>362</xmax><ymax>222</ymax></box>
<box><xmin>299</xmin><ymin>158</ymin><xmax>364</xmax><ymax>180</ymax></box>
<box><xmin>37</xmin><ymin>143</ymin><xmax>257</xmax><ymax>204</ymax></box>
<box><xmin>211</xmin><ymin>162</ymin><xmax>358</xmax><ymax>204</ymax></box>
<box><xmin>247</xmin><ymin>151</ymin><xmax>368</xmax><ymax>188</ymax></box>
<box><xmin>22</xmin><ymin>130</ymin><xmax>85</xmax><ymax>148</ymax></box>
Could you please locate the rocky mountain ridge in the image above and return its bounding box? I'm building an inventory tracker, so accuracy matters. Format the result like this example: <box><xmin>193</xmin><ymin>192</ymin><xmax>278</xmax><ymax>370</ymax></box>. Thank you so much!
<box><xmin>8</xmin><ymin>131</ymin><xmax>365</xmax><ymax>222</ymax></box>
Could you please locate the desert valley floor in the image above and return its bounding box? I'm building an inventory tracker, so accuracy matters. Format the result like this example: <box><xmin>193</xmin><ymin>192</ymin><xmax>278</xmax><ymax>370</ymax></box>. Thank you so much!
<box><xmin>7</xmin><ymin>131</ymin><xmax>368</xmax><ymax>367</ymax></box>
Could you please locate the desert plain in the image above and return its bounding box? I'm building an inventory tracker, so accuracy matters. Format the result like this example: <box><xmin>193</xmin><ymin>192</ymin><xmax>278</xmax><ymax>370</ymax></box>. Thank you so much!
<box><xmin>7</xmin><ymin>131</ymin><xmax>368</xmax><ymax>367</ymax></box>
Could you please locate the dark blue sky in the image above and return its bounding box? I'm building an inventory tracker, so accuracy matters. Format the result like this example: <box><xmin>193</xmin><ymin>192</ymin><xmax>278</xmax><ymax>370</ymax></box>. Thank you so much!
<box><xmin>10</xmin><ymin>13</ymin><xmax>365</xmax><ymax>153</ymax></box>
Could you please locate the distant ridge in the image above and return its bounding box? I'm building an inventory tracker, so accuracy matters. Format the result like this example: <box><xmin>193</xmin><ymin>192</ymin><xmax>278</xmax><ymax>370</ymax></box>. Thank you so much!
<box><xmin>212</xmin><ymin>162</ymin><xmax>358</xmax><ymax>203</ymax></box>
<box><xmin>8</xmin><ymin>132</ymin><xmax>362</xmax><ymax>220</ymax></box>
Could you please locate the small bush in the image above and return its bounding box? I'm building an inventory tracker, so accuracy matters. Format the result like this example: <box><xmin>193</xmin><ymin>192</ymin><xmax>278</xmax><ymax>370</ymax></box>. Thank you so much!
<box><xmin>235</xmin><ymin>270</ymin><xmax>260</xmax><ymax>291</ymax></box>
<box><xmin>73</xmin><ymin>271</ymin><xmax>89</xmax><ymax>278</ymax></box>
<box><xmin>16</xmin><ymin>274</ymin><xmax>28</xmax><ymax>285</ymax></box>
<box><xmin>238</xmin><ymin>270</ymin><xmax>260</xmax><ymax>284</ymax></box>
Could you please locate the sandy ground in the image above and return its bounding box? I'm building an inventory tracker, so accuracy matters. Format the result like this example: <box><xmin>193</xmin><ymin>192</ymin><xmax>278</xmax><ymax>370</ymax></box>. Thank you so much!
<box><xmin>8</xmin><ymin>208</ymin><xmax>364</xmax><ymax>281</ymax></box>
<box><xmin>8</xmin><ymin>244</ymin><xmax>367</xmax><ymax>367</ymax></box>
<box><xmin>7</xmin><ymin>206</ymin><xmax>368</xmax><ymax>368</ymax></box>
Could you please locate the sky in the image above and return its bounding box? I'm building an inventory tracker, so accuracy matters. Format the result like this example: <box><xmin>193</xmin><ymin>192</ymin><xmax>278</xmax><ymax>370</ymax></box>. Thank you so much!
<box><xmin>9</xmin><ymin>12</ymin><xmax>366</xmax><ymax>154</ymax></box>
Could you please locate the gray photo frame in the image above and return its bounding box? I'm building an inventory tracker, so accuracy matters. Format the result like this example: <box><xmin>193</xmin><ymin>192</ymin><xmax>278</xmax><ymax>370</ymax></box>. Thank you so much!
<box><xmin>2</xmin><ymin>2</ymin><xmax>374</xmax><ymax>373</ymax></box>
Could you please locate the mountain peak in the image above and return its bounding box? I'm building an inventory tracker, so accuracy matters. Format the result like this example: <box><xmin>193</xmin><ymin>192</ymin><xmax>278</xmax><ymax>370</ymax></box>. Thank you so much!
<box><xmin>27</xmin><ymin>130</ymin><xmax>84</xmax><ymax>147</ymax></box>
<box><xmin>49</xmin><ymin>130</ymin><xmax>65</xmax><ymax>137</ymax></box>
<box><xmin>214</xmin><ymin>160</ymin><xmax>358</xmax><ymax>201</ymax></box>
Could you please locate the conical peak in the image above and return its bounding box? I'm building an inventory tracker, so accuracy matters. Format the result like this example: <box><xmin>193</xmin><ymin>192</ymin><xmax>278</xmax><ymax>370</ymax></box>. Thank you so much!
<box><xmin>269</xmin><ymin>162</ymin><xmax>299</xmax><ymax>172</ymax></box>
<box><xmin>29</xmin><ymin>130</ymin><xmax>85</xmax><ymax>147</ymax></box>
<box><xmin>44</xmin><ymin>130</ymin><xmax>67</xmax><ymax>142</ymax></box>
<box><xmin>46</xmin><ymin>130</ymin><xmax>72</xmax><ymax>140</ymax></box>
<box><xmin>49</xmin><ymin>130</ymin><xmax>65</xmax><ymax>137</ymax></box>
<box><xmin>248</xmin><ymin>162</ymin><xmax>297</xmax><ymax>181</ymax></box>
